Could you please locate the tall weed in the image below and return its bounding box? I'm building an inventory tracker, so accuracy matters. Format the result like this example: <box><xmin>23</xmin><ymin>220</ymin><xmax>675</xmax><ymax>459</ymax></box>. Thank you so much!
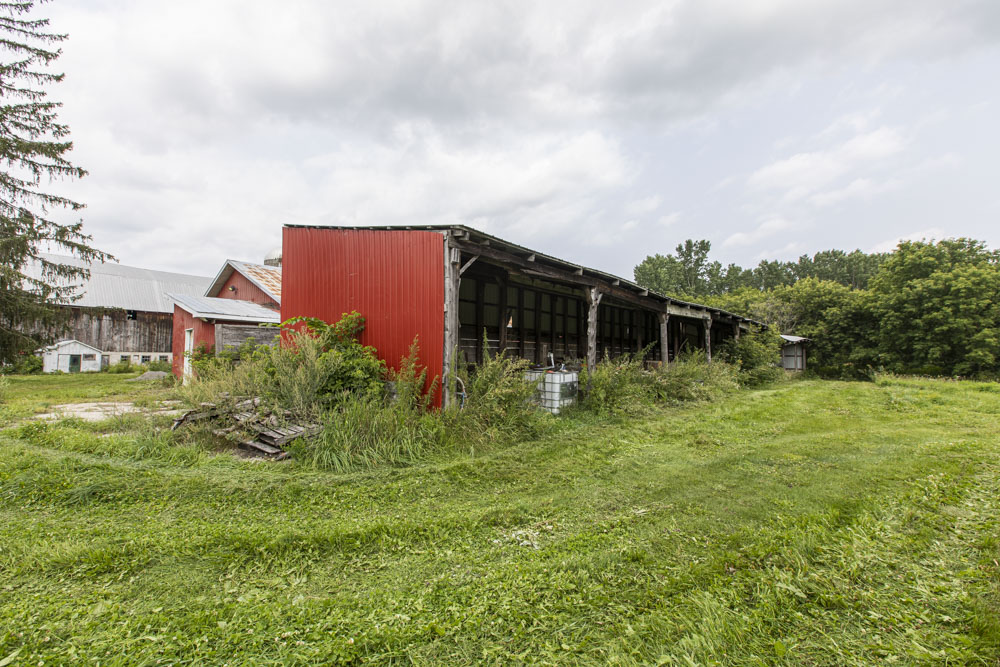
<box><xmin>718</xmin><ymin>328</ymin><xmax>784</xmax><ymax>387</ymax></box>
<box><xmin>649</xmin><ymin>353</ymin><xmax>739</xmax><ymax>404</ymax></box>
<box><xmin>288</xmin><ymin>397</ymin><xmax>439</xmax><ymax>472</ymax></box>
<box><xmin>578</xmin><ymin>351</ymin><xmax>653</xmax><ymax>417</ymax></box>
<box><xmin>444</xmin><ymin>341</ymin><xmax>546</xmax><ymax>449</ymax></box>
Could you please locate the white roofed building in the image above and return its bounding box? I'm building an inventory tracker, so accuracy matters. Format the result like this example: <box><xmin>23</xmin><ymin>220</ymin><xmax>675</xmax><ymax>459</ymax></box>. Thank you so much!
<box><xmin>23</xmin><ymin>254</ymin><xmax>212</xmax><ymax>368</ymax></box>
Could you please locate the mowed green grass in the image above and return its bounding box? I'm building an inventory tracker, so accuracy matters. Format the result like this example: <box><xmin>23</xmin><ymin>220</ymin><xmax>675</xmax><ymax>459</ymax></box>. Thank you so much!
<box><xmin>1</xmin><ymin>376</ymin><xmax>999</xmax><ymax>665</ymax></box>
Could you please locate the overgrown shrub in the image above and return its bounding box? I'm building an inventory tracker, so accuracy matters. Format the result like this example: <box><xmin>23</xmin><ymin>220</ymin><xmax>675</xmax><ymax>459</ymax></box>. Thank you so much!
<box><xmin>104</xmin><ymin>359</ymin><xmax>133</xmax><ymax>374</ymax></box>
<box><xmin>290</xmin><ymin>337</ymin><xmax>444</xmax><ymax>471</ymax></box>
<box><xmin>718</xmin><ymin>328</ymin><xmax>784</xmax><ymax>387</ymax></box>
<box><xmin>444</xmin><ymin>339</ymin><xmax>546</xmax><ymax>448</ymax></box>
<box><xmin>183</xmin><ymin>313</ymin><xmax>386</xmax><ymax>420</ymax></box>
<box><xmin>578</xmin><ymin>351</ymin><xmax>654</xmax><ymax>417</ymax></box>
<box><xmin>648</xmin><ymin>353</ymin><xmax>738</xmax><ymax>404</ymax></box>
<box><xmin>4</xmin><ymin>354</ymin><xmax>42</xmax><ymax>375</ymax></box>
<box><xmin>144</xmin><ymin>360</ymin><xmax>172</xmax><ymax>373</ymax></box>
<box><xmin>288</xmin><ymin>396</ymin><xmax>440</xmax><ymax>472</ymax></box>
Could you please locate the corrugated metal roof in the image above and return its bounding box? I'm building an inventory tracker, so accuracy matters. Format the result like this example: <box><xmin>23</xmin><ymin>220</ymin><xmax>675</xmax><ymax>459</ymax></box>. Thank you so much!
<box><xmin>168</xmin><ymin>294</ymin><xmax>282</xmax><ymax>323</ymax></box>
<box><xmin>25</xmin><ymin>254</ymin><xmax>212</xmax><ymax>313</ymax></box>
<box><xmin>780</xmin><ymin>335</ymin><xmax>810</xmax><ymax>344</ymax></box>
<box><xmin>205</xmin><ymin>259</ymin><xmax>281</xmax><ymax>303</ymax></box>
<box><xmin>283</xmin><ymin>224</ymin><xmax>761</xmax><ymax>325</ymax></box>
<box><xmin>42</xmin><ymin>339</ymin><xmax>102</xmax><ymax>353</ymax></box>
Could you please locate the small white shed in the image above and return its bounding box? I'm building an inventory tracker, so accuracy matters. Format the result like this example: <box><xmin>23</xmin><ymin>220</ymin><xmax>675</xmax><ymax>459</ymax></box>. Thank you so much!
<box><xmin>41</xmin><ymin>340</ymin><xmax>103</xmax><ymax>373</ymax></box>
<box><xmin>780</xmin><ymin>335</ymin><xmax>809</xmax><ymax>371</ymax></box>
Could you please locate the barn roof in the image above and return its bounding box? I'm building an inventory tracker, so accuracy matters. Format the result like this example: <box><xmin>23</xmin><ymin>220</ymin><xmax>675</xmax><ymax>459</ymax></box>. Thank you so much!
<box><xmin>284</xmin><ymin>224</ymin><xmax>762</xmax><ymax>325</ymax></box>
<box><xmin>168</xmin><ymin>294</ymin><xmax>282</xmax><ymax>324</ymax></box>
<box><xmin>26</xmin><ymin>254</ymin><xmax>212</xmax><ymax>313</ymax></box>
<box><xmin>205</xmin><ymin>260</ymin><xmax>282</xmax><ymax>303</ymax></box>
<box><xmin>41</xmin><ymin>339</ymin><xmax>102</xmax><ymax>353</ymax></box>
<box><xmin>780</xmin><ymin>335</ymin><xmax>810</xmax><ymax>344</ymax></box>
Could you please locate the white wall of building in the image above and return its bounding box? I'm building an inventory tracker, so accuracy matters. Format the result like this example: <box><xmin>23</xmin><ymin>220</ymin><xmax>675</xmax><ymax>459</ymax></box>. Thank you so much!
<box><xmin>41</xmin><ymin>340</ymin><xmax>104</xmax><ymax>373</ymax></box>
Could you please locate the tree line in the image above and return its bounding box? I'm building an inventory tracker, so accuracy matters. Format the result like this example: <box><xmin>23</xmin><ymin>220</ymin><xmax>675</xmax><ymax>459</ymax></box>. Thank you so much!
<box><xmin>634</xmin><ymin>238</ymin><xmax>1000</xmax><ymax>378</ymax></box>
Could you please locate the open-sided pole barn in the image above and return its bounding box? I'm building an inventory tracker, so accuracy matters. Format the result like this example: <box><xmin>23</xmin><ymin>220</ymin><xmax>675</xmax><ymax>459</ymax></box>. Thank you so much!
<box><xmin>280</xmin><ymin>225</ymin><xmax>756</xmax><ymax>407</ymax></box>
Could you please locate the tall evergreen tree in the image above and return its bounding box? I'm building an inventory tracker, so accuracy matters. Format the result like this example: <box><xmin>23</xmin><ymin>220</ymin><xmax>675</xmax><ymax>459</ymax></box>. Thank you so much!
<box><xmin>0</xmin><ymin>1</ymin><xmax>110</xmax><ymax>366</ymax></box>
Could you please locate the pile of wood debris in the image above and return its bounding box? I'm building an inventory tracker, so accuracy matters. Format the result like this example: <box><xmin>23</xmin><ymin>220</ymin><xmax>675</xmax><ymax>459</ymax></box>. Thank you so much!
<box><xmin>170</xmin><ymin>398</ymin><xmax>320</xmax><ymax>460</ymax></box>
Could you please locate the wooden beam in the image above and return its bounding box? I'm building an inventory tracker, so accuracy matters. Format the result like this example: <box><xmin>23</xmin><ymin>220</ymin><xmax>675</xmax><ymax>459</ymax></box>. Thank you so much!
<box><xmin>453</xmin><ymin>240</ymin><xmax>664</xmax><ymax>312</ymax></box>
<box><xmin>585</xmin><ymin>287</ymin><xmax>602</xmax><ymax>370</ymax></box>
<box><xmin>703</xmin><ymin>317</ymin><xmax>712</xmax><ymax>363</ymax></box>
<box><xmin>442</xmin><ymin>234</ymin><xmax>461</xmax><ymax>408</ymax></box>
<box><xmin>659</xmin><ymin>313</ymin><xmax>670</xmax><ymax>364</ymax></box>
<box><xmin>498</xmin><ymin>276</ymin><xmax>508</xmax><ymax>352</ymax></box>
<box><xmin>459</xmin><ymin>255</ymin><xmax>479</xmax><ymax>276</ymax></box>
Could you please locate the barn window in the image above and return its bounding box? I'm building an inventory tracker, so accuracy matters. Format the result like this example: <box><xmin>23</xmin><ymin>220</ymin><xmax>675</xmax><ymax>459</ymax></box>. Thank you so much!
<box><xmin>141</xmin><ymin>355</ymin><xmax>151</xmax><ymax>363</ymax></box>
<box><xmin>83</xmin><ymin>354</ymin><xmax>96</xmax><ymax>361</ymax></box>
<box><xmin>126</xmin><ymin>310</ymin><xmax>137</xmax><ymax>320</ymax></box>
<box><xmin>159</xmin><ymin>355</ymin><xmax>168</xmax><ymax>362</ymax></box>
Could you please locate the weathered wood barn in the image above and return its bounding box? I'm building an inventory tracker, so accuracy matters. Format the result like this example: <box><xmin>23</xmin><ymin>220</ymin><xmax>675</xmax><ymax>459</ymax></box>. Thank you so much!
<box><xmin>169</xmin><ymin>260</ymin><xmax>282</xmax><ymax>379</ymax></box>
<box><xmin>280</xmin><ymin>225</ymin><xmax>757</xmax><ymax>406</ymax></box>
<box><xmin>25</xmin><ymin>254</ymin><xmax>212</xmax><ymax>367</ymax></box>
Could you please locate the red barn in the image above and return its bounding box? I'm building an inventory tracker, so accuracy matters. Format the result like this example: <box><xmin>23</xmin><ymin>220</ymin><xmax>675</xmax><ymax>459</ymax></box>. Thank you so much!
<box><xmin>280</xmin><ymin>225</ymin><xmax>756</xmax><ymax>407</ymax></box>
<box><xmin>170</xmin><ymin>260</ymin><xmax>283</xmax><ymax>379</ymax></box>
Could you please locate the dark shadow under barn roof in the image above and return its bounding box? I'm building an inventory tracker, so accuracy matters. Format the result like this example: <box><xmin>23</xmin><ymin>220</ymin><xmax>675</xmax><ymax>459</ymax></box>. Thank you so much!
<box><xmin>284</xmin><ymin>224</ymin><xmax>762</xmax><ymax>326</ymax></box>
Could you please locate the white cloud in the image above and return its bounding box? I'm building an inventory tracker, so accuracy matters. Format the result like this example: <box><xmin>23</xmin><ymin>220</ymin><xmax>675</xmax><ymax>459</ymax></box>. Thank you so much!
<box><xmin>870</xmin><ymin>227</ymin><xmax>947</xmax><ymax>253</ymax></box>
<box><xmin>626</xmin><ymin>195</ymin><xmax>662</xmax><ymax>214</ymax></box>
<box><xmin>28</xmin><ymin>0</ymin><xmax>1000</xmax><ymax>277</ymax></box>
<box><xmin>809</xmin><ymin>177</ymin><xmax>903</xmax><ymax>207</ymax></box>
<box><xmin>723</xmin><ymin>218</ymin><xmax>796</xmax><ymax>247</ymax></box>
<box><xmin>747</xmin><ymin>127</ymin><xmax>907</xmax><ymax>203</ymax></box>
<box><xmin>658</xmin><ymin>212</ymin><xmax>681</xmax><ymax>227</ymax></box>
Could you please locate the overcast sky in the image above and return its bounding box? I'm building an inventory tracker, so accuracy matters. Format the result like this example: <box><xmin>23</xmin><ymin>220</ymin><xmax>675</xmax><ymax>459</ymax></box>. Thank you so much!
<box><xmin>39</xmin><ymin>0</ymin><xmax>1000</xmax><ymax>278</ymax></box>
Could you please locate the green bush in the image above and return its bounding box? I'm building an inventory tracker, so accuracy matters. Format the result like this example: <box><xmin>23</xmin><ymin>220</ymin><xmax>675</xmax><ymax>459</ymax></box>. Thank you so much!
<box><xmin>648</xmin><ymin>353</ymin><xmax>738</xmax><ymax>404</ymax></box>
<box><xmin>4</xmin><ymin>354</ymin><xmax>43</xmax><ymax>375</ymax></box>
<box><xmin>718</xmin><ymin>328</ymin><xmax>784</xmax><ymax>387</ymax></box>
<box><xmin>144</xmin><ymin>360</ymin><xmax>172</xmax><ymax>373</ymax></box>
<box><xmin>182</xmin><ymin>312</ymin><xmax>387</xmax><ymax>421</ymax></box>
<box><xmin>578</xmin><ymin>351</ymin><xmax>653</xmax><ymax>417</ymax></box>
<box><xmin>444</xmin><ymin>339</ymin><xmax>546</xmax><ymax>448</ymax></box>
<box><xmin>104</xmin><ymin>359</ymin><xmax>133</xmax><ymax>374</ymax></box>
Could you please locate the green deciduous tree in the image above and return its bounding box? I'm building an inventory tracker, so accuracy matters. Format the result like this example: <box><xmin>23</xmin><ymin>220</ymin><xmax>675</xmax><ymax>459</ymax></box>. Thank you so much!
<box><xmin>0</xmin><ymin>1</ymin><xmax>110</xmax><ymax>365</ymax></box>
<box><xmin>869</xmin><ymin>239</ymin><xmax>1000</xmax><ymax>376</ymax></box>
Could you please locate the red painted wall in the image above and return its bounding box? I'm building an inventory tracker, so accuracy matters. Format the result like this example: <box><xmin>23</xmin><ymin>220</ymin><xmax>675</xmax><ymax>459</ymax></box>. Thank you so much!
<box><xmin>280</xmin><ymin>228</ymin><xmax>445</xmax><ymax>404</ymax></box>
<box><xmin>171</xmin><ymin>305</ymin><xmax>216</xmax><ymax>377</ymax></box>
<box><xmin>217</xmin><ymin>272</ymin><xmax>277</xmax><ymax>308</ymax></box>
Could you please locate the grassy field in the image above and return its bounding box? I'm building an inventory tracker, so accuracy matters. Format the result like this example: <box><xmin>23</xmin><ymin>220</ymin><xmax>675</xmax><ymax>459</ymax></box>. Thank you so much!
<box><xmin>1</xmin><ymin>374</ymin><xmax>998</xmax><ymax>664</ymax></box>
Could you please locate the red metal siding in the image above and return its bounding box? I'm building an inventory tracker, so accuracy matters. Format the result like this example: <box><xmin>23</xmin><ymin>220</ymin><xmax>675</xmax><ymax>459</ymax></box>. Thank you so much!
<box><xmin>218</xmin><ymin>271</ymin><xmax>277</xmax><ymax>309</ymax></box>
<box><xmin>171</xmin><ymin>305</ymin><xmax>216</xmax><ymax>378</ymax></box>
<box><xmin>280</xmin><ymin>228</ymin><xmax>445</xmax><ymax>404</ymax></box>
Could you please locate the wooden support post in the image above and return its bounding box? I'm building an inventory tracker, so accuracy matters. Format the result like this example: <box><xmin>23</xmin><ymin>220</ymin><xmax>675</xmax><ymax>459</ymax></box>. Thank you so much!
<box><xmin>442</xmin><ymin>239</ymin><xmax>462</xmax><ymax>408</ymax></box>
<box><xmin>659</xmin><ymin>312</ymin><xmax>670</xmax><ymax>365</ymax></box>
<box><xmin>733</xmin><ymin>320</ymin><xmax>740</xmax><ymax>340</ymax></box>
<box><xmin>585</xmin><ymin>287</ymin><xmax>602</xmax><ymax>370</ymax></box>
<box><xmin>704</xmin><ymin>317</ymin><xmax>712</xmax><ymax>362</ymax></box>
<box><xmin>498</xmin><ymin>277</ymin><xmax>508</xmax><ymax>352</ymax></box>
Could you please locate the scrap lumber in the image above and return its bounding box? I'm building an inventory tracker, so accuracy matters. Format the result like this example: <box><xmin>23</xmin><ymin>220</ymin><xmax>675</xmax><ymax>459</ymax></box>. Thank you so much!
<box><xmin>170</xmin><ymin>397</ymin><xmax>318</xmax><ymax>459</ymax></box>
<box><xmin>170</xmin><ymin>403</ymin><xmax>218</xmax><ymax>431</ymax></box>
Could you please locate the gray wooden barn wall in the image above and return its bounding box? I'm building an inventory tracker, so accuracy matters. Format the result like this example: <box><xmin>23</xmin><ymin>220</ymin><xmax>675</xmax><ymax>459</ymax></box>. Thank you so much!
<box><xmin>214</xmin><ymin>324</ymin><xmax>279</xmax><ymax>351</ymax></box>
<box><xmin>44</xmin><ymin>306</ymin><xmax>174</xmax><ymax>353</ymax></box>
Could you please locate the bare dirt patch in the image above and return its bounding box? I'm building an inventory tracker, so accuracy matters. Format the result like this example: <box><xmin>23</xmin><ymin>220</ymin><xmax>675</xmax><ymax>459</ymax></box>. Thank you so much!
<box><xmin>34</xmin><ymin>401</ymin><xmax>184</xmax><ymax>422</ymax></box>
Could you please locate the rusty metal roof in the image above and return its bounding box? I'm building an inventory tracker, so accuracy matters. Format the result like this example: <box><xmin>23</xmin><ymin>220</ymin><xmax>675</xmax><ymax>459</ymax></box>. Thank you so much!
<box><xmin>205</xmin><ymin>260</ymin><xmax>281</xmax><ymax>303</ymax></box>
